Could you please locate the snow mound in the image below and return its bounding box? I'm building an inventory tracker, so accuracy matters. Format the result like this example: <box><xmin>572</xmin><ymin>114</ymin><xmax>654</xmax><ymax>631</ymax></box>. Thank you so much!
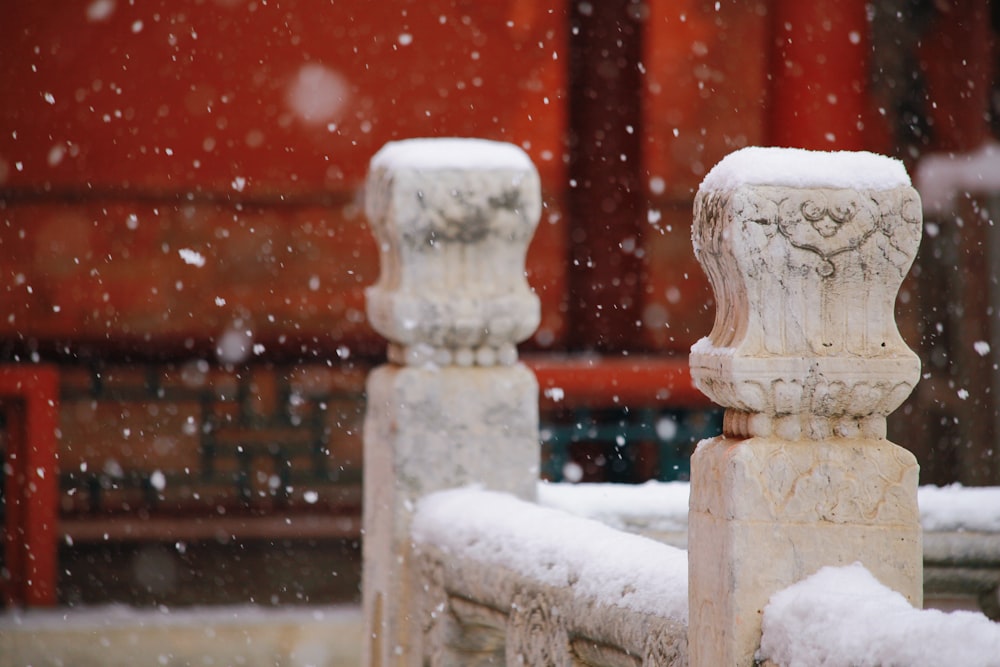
<box><xmin>759</xmin><ymin>563</ymin><xmax>1000</xmax><ymax>667</ymax></box>
<box><xmin>700</xmin><ymin>146</ymin><xmax>911</xmax><ymax>192</ymax></box>
<box><xmin>919</xmin><ymin>484</ymin><xmax>1000</xmax><ymax>532</ymax></box>
<box><xmin>412</xmin><ymin>486</ymin><xmax>688</xmax><ymax>620</ymax></box>
<box><xmin>537</xmin><ymin>480</ymin><xmax>689</xmax><ymax>533</ymax></box>
<box><xmin>915</xmin><ymin>142</ymin><xmax>1000</xmax><ymax>214</ymax></box>
<box><xmin>369</xmin><ymin>138</ymin><xmax>534</xmax><ymax>172</ymax></box>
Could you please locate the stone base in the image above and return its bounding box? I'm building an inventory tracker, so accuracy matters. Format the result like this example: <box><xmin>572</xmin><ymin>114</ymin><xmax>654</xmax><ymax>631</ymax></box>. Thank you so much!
<box><xmin>361</xmin><ymin>363</ymin><xmax>539</xmax><ymax>667</ymax></box>
<box><xmin>688</xmin><ymin>436</ymin><xmax>922</xmax><ymax>667</ymax></box>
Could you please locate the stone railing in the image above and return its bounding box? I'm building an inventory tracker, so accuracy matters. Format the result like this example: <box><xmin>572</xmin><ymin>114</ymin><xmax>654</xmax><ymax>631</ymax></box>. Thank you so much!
<box><xmin>361</xmin><ymin>141</ymin><xmax>937</xmax><ymax>666</ymax></box>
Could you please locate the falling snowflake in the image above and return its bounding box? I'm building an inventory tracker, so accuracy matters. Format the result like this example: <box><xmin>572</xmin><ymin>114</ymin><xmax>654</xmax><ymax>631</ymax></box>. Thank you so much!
<box><xmin>178</xmin><ymin>248</ymin><xmax>206</xmax><ymax>267</ymax></box>
<box><xmin>544</xmin><ymin>387</ymin><xmax>565</xmax><ymax>402</ymax></box>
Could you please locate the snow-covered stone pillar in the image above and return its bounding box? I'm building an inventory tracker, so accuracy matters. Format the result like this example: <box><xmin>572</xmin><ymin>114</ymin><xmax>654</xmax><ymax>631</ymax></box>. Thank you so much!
<box><xmin>361</xmin><ymin>138</ymin><xmax>542</xmax><ymax>667</ymax></box>
<box><xmin>687</xmin><ymin>147</ymin><xmax>924</xmax><ymax>666</ymax></box>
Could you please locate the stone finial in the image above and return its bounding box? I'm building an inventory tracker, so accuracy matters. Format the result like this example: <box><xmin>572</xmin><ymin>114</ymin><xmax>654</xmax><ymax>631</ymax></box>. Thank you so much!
<box><xmin>690</xmin><ymin>147</ymin><xmax>923</xmax><ymax>440</ymax></box>
<box><xmin>364</xmin><ymin>138</ymin><xmax>542</xmax><ymax>368</ymax></box>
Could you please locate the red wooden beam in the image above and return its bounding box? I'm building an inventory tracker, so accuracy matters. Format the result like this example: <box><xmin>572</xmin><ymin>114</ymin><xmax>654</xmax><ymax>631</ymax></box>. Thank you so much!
<box><xmin>526</xmin><ymin>355</ymin><xmax>711</xmax><ymax>409</ymax></box>
<box><xmin>0</xmin><ymin>365</ymin><xmax>59</xmax><ymax>607</ymax></box>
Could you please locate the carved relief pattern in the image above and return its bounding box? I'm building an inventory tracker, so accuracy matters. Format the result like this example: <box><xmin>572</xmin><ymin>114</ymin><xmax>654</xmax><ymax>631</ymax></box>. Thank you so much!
<box><xmin>401</xmin><ymin>177</ymin><xmax>537</xmax><ymax>248</ymax></box>
<box><xmin>364</xmin><ymin>140</ymin><xmax>542</xmax><ymax>366</ymax></box>
<box><xmin>642</xmin><ymin>628</ymin><xmax>685</xmax><ymax>667</ymax></box>
<box><xmin>737</xmin><ymin>441</ymin><xmax>920</xmax><ymax>525</ymax></box>
<box><xmin>690</xmin><ymin>184</ymin><xmax>922</xmax><ymax>436</ymax></box>
<box><xmin>773</xmin><ymin>191</ymin><xmax>879</xmax><ymax>277</ymax></box>
<box><xmin>419</xmin><ymin>556</ymin><xmax>453</xmax><ymax>667</ymax></box>
<box><xmin>571</xmin><ymin>638</ymin><xmax>642</xmax><ymax>667</ymax></box>
<box><xmin>414</xmin><ymin>550</ymin><xmax>688</xmax><ymax>667</ymax></box>
<box><xmin>505</xmin><ymin>590</ymin><xmax>573</xmax><ymax>666</ymax></box>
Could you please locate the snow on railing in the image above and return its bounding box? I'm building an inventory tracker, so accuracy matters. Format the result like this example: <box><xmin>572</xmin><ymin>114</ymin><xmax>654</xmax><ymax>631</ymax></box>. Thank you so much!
<box><xmin>412</xmin><ymin>487</ymin><xmax>687</xmax><ymax>665</ymax></box>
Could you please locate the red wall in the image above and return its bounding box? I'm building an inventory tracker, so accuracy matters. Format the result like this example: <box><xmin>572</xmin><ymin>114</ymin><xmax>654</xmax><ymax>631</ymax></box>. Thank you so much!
<box><xmin>0</xmin><ymin>0</ymin><xmax>568</xmax><ymax>358</ymax></box>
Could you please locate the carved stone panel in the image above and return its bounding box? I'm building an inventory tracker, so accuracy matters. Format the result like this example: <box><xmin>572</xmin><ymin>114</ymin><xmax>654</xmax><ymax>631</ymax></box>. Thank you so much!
<box><xmin>505</xmin><ymin>590</ymin><xmax>573</xmax><ymax>666</ymax></box>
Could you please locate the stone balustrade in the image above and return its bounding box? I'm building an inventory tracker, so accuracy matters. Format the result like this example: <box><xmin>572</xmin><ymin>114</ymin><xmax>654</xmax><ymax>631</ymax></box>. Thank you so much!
<box><xmin>361</xmin><ymin>140</ymin><xmax>930</xmax><ymax>667</ymax></box>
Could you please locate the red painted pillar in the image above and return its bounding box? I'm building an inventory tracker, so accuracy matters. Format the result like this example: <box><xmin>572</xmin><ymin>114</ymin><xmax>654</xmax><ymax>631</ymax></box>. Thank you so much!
<box><xmin>566</xmin><ymin>0</ymin><xmax>646</xmax><ymax>352</ymax></box>
<box><xmin>919</xmin><ymin>0</ymin><xmax>994</xmax><ymax>152</ymax></box>
<box><xmin>3</xmin><ymin>405</ymin><xmax>26</xmax><ymax>606</ymax></box>
<box><xmin>767</xmin><ymin>0</ymin><xmax>871</xmax><ymax>150</ymax></box>
<box><xmin>1</xmin><ymin>365</ymin><xmax>59</xmax><ymax>607</ymax></box>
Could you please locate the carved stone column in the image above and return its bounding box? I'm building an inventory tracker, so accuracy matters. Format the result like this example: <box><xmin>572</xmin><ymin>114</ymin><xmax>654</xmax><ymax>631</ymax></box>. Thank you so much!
<box><xmin>687</xmin><ymin>147</ymin><xmax>924</xmax><ymax>666</ymax></box>
<box><xmin>361</xmin><ymin>138</ymin><xmax>542</xmax><ymax>667</ymax></box>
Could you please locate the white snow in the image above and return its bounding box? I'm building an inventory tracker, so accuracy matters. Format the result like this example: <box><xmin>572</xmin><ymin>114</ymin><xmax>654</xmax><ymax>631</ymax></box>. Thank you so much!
<box><xmin>1</xmin><ymin>604</ymin><xmax>361</xmax><ymax>667</ymax></box>
<box><xmin>538</xmin><ymin>481</ymin><xmax>1000</xmax><ymax>535</ymax></box>
<box><xmin>177</xmin><ymin>248</ymin><xmax>206</xmax><ymax>267</ymax></box>
<box><xmin>286</xmin><ymin>63</ymin><xmax>350</xmax><ymax>126</ymax></box>
<box><xmin>47</xmin><ymin>144</ymin><xmax>66</xmax><ymax>167</ymax></box>
<box><xmin>86</xmin><ymin>0</ymin><xmax>116</xmax><ymax>22</ymax></box>
<box><xmin>537</xmin><ymin>480</ymin><xmax>690</xmax><ymax>533</ymax></box>
<box><xmin>149</xmin><ymin>470</ymin><xmax>166</xmax><ymax>491</ymax></box>
<box><xmin>700</xmin><ymin>146</ymin><xmax>911</xmax><ymax>192</ymax></box>
<box><xmin>0</xmin><ymin>603</ymin><xmax>356</xmax><ymax>630</ymax></box>
<box><xmin>690</xmin><ymin>336</ymin><xmax>734</xmax><ymax>356</ymax></box>
<box><xmin>759</xmin><ymin>563</ymin><xmax>1000</xmax><ymax>667</ymax></box>
<box><xmin>543</xmin><ymin>386</ymin><xmax>565</xmax><ymax>402</ymax></box>
<box><xmin>369</xmin><ymin>138</ymin><xmax>534</xmax><ymax>172</ymax></box>
<box><xmin>412</xmin><ymin>486</ymin><xmax>688</xmax><ymax>620</ymax></box>
<box><xmin>215</xmin><ymin>327</ymin><xmax>253</xmax><ymax>364</ymax></box>
<box><xmin>915</xmin><ymin>142</ymin><xmax>1000</xmax><ymax>215</ymax></box>
<box><xmin>919</xmin><ymin>484</ymin><xmax>1000</xmax><ymax>532</ymax></box>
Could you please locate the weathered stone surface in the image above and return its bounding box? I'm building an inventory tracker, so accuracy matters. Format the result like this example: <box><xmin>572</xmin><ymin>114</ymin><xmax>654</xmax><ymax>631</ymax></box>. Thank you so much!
<box><xmin>688</xmin><ymin>437</ymin><xmax>922</xmax><ymax>667</ymax></box>
<box><xmin>364</xmin><ymin>138</ymin><xmax>541</xmax><ymax>368</ymax></box>
<box><xmin>362</xmin><ymin>365</ymin><xmax>539</xmax><ymax>667</ymax></box>
<box><xmin>690</xmin><ymin>184</ymin><xmax>922</xmax><ymax>440</ymax></box>
<box><xmin>688</xmin><ymin>148</ymin><xmax>924</xmax><ymax>667</ymax></box>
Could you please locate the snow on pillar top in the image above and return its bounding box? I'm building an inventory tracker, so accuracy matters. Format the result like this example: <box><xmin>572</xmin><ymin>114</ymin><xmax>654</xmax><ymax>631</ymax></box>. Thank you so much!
<box><xmin>364</xmin><ymin>138</ymin><xmax>542</xmax><ymax>367</ymax></box>
<box><xmin>699</xmin><ymin>146</ymin><xmax>912</xmax><ymax>192</ymax></box>
<box><xmin>690</xmin><ymin>147</ymin><xmax>923</xmax><ymax>441</ymax></box>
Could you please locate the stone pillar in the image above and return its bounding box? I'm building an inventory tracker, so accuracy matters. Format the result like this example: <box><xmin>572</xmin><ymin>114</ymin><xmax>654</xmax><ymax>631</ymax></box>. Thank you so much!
<box><xmin>361</xmin><ymin>138</ymin><xmax>542</xmax><ymax>667</ymax></box>
<box><xmin>687</xmin><ymin>147</ymin><xmax>924</xmax><ymax>666</ymax></box>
